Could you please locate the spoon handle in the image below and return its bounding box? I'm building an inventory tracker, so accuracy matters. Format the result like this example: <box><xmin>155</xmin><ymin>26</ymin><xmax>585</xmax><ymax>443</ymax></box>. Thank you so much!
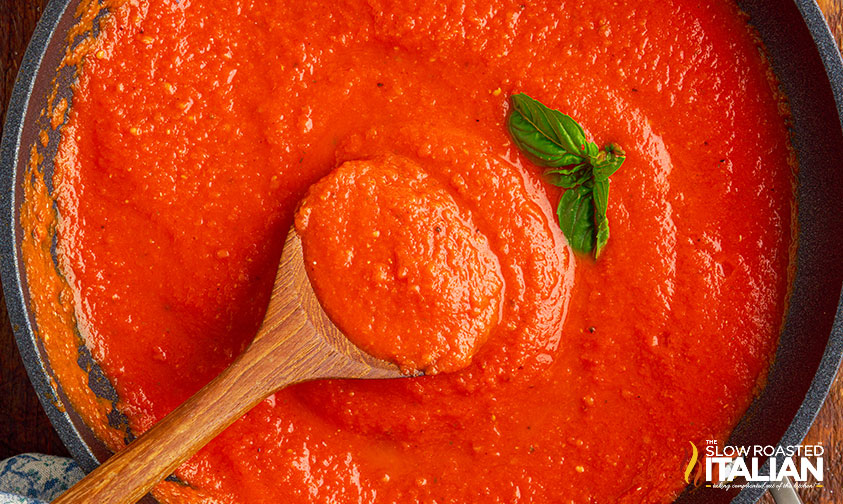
<box><xmin>52</xmin><ymin>319</ymin><xmax>313</xmax><ymax>504</ymax></box>
<box><xmin>50</xmin><ymin>228</ymin><xmax>399</xmax><ymax>504</ymax></box>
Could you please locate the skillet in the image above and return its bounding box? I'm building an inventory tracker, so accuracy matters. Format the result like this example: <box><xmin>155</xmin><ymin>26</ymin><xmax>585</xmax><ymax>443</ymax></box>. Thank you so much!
<box><xmin>2</xmin><ymin>0</ymin><xmax>843</xmax><ymax>502</ymax></box>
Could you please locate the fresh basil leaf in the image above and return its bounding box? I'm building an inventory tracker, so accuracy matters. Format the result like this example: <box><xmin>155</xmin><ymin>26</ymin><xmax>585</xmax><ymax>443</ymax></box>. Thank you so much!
<box><xmin>593</xmin><ymin>144</ymin><xmax>626</xmax><ymax>181</ymax></box>
<box><xmin>546</xmin><ymin>163</ymin><xmax>588</xmax><ymax>176</ymax></box>
<box><xmin>509</xmin><ymin>93</ymin><xmax>587</xmax><ymax>164</ymax></box>
<box><xmin>595</xmin><ymin>215</ymin><xmax>610</xmax><ymax>258</ymax></box>
<box><xmin>605</xmin><ymin>142</ymin><xmax>626</xmax><ymax>157</ymax></box>
<box><xmin>546</xmin><ymin>110</ymin><xmax>588</xmax><ymax>156</ymax></box>
<box><xmin>593</xmin><ymin>179</ymin><xmax>610</xmax><ymax>258</ymax></box>
<box><xmin>592</xmin><ymin>179</ymin><xmax>609</xmax><ymax>216</ymax></box>
<box><xmin>548</xmin><ymin>167</ymin><xmax>592</xmax><ymax>189</ymax></box>
<box><xmin>555</xmin><ymin>153</ymin><xmax>586</xmax><ymax>166</ymax></box>
<box><xmin>593</xmin><ymin>158</ymin><xmax>622</xmax><ymax>181</ymax></box>
<box><xmin>506</xmin><ymin>93</ymin><xmax>624</xmax><ymax>260</ymax></box>
<box><xmin>584</xmin><ymin>141</ymin><xmax>599</xmax><ymax>160</ymax></box>
<box><xmin>508</xmin><ymin>112</ymin><xmax>568</xmax><ymax>165</ymax></box>
<box><xmin>557</xmin><ymin>184</ymin><xmax>595</xmax><ymax>254</ymax></box>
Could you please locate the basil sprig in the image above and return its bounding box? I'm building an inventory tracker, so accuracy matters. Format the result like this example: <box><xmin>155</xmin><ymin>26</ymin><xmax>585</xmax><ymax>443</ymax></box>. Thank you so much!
<box><xmin>507</xmin><ymin>93</ymin><xmax>625</xmax><ymax>259</ymax></box>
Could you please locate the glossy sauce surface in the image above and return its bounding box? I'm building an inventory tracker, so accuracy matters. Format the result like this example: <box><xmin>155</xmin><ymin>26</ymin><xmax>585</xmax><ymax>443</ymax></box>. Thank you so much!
<box><xmin>31</xmin><ymin>0</ymin><xmax>794</xmax><ymax>502</ymax></box>
<box><xmin>295</xmin><ymin>154</ymin><xmax>514</xmax><ymax>374</ymax></box>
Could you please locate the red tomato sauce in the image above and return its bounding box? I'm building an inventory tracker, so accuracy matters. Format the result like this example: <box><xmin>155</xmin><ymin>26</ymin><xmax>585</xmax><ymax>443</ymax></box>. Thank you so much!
<box><xmin>24</xmin><ymin>0</ymin><xmax>795</xmax><ymax>502</ymax></box>
<box><xmin>295</xmin><ymin>154</ymin><xmax>518</xmax><ymax>374</ymax></box>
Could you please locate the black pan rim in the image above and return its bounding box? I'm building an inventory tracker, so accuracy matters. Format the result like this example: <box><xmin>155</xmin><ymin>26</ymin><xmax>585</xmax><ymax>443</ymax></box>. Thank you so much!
<box><xmin>733</xmin><ymin>0</ymin><xmax>843</xmax><ymax>501</ymax></box>
<box><xmin>0</xmin><ymin>0</ymin><xmax>103</xmax><ymax>471</ymax></box>
<box><xmin>1</xmin><ymin>0</ymin><xmax>842</xmax><ymax>502</ymax></box>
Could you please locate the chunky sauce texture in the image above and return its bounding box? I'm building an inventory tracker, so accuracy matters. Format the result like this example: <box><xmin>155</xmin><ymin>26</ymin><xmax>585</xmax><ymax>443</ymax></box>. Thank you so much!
<box><xmin>295</xmin><ymin>154</ymin><xmax>520</xmax><ymax>374</ymax></box>
<box><xmin>25</xmin><ymin>0</ymin><xmax>795</xmax><ymax>502</ymax></box>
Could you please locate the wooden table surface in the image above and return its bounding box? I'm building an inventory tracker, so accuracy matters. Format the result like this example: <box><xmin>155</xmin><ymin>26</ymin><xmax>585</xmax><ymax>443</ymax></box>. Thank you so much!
<box><xmin>2</xmin><ymin>1</ymin><xmax>843</xmax><ymax>503</ymax></box>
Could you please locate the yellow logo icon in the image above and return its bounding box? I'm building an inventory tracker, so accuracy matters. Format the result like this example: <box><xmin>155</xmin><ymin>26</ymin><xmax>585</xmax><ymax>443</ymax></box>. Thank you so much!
<box><xmin>684</xmin><ymin>442</ymin><xmax>699</xmax><ymax>484</ymax></box>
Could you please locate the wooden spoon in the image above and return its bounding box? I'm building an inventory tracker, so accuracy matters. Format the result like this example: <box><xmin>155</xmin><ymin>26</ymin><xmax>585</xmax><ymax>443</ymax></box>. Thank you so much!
<box><xmin>53</xmin><ymin>229</ymin><xmax>406</xmax><ymax>504</ymax></box>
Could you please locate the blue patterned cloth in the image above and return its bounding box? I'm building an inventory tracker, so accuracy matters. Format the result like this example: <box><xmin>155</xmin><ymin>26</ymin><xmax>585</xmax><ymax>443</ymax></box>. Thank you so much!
<box><xmin>0</xmin><ymin>454</ymin><xmax>83</xmax><ymax>504</ymax></box>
